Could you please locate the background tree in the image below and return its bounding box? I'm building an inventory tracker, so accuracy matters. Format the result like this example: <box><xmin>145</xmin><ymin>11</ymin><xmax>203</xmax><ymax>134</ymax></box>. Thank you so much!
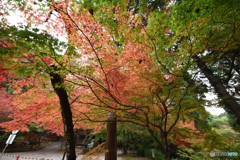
<box><xmin>171</xmin><ymin>0</ymin><xmax>240</xmax><ymax>123</ymax></box>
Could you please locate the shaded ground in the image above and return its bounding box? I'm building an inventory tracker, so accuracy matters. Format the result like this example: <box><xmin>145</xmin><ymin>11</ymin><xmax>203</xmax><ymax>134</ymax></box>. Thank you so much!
<box><xmin>0</xmin><ymin>141</ymin><xmax>133</xmax><ymax>160</ymax></box>
<box><xmin>0</xmin><ymin>141</ymin><xmax>148</xmax><ymax>160</ymax></box>
<box><xmin>119</xmin><ymin>155</ymin><xmax>150</xmax><ymax>160</ymax></box>
<box><xmin>0</xmin><ymin>141</ymin><xmax>67</xmax><ymax>160</ymax></box>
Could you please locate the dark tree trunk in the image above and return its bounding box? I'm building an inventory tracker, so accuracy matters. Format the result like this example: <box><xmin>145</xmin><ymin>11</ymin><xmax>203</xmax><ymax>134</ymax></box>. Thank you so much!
<box><xmin>105</xmin><ymin>112</ymin><xmax>117</xmax><ymax>160</ymax></box>
<box><xmin>165</xmin><ymin>153</ymin><xmax>170</xmax><ymax>160</ymax></box>
<box><xmin>37</xmin><ymin>134</ymin><xmax>42</xmax><ymax>147</ymax></box>
<box><xmin>163</xmin><ymin>139</ymin><xmax>170</xmax><ymax>160</ymax></box>
<box><xmin>50</xmin><ymin>66</ymin><xmax>76</xmax><ymax>160</ymax></box>
<box><xmin>196</xmin><ymin>57</ymin><xmax>240</xmax><ymax>123</ymax></box>
<box><xmin>132</xmin><ymin>142</ymin><xmax>137</xmax><ymax>157</ymax></box>
<box><xmin>123</xmin><ymin>146</ymin><xmax>128</xmax><ymax>155</ymax></box>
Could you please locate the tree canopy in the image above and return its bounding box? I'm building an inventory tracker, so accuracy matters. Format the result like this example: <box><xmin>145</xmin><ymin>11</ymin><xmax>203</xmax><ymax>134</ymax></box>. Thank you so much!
<box><xmin>0</xmin><ymin>0</ymin><xmax>239</xmax><ymax>159</ymax></box>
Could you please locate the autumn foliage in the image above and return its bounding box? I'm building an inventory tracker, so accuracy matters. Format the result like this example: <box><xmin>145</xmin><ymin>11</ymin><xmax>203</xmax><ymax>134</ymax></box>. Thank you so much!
<box><xmin>2</xmin><ymin>0</ymin><xmax>238</xmax><ymax>159</ymax></box>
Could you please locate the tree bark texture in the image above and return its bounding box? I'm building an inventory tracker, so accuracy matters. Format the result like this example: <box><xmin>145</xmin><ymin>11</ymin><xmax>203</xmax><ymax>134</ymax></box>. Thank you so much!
<box><xmin>162</xmin><ymin>137</ymin><xmax>170</xmax><ymax>160</ymax></box>
<box><xmin>50</xmin><ymin>66</ymin><xmax>76</xmax><ymax>160</ymax></box>
<box><xmin>196</xmin><ymin>57</ymin><xmax>240</xmax><ymax>123</ymax></box>
<box><xmin>165</xmin><ymin>154</ymin><xmax>170</xmax><ymax>160</ymax></box>
<box><xmin>105</xmin><ymin>112</ymin><xmax>117</xmax><ymax>160</ymax></box>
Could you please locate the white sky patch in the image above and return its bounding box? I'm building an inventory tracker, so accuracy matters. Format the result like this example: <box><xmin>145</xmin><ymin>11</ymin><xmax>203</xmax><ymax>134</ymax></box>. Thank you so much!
<box><xmin>204</xmin><ymin>92</ymin><xmax>225</xmax><ymax>115</ymax></box>
<box><xmin>190</xmin><ymin>67</ymin><xmax>226</xmax><ymax>116</ymax></box>
<box><xmin>205</xmin><ymin>107</ymin><xmax>225</xmax><ymax>115</ymax></box>
<box><xmin>5</xmin><ymin>10</ymin><xmax>25</xmax><ymax>26</ymax></box>
<box><xmin>5</xmin><ymin>9</ymin><xmax>67</xmax><ymax>55</ymax></box>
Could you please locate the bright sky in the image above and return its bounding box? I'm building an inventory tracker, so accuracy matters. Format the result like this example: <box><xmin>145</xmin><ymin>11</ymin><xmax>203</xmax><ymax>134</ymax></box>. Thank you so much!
<box><xmin>204</xmin><ymin>93</ymin><xmax>225</xmax><ymax>115</ymax></box>
<box><xmin>4</xmin><ymin>9</ymin><xmax>226</xmax><ymax>116</ymax></box>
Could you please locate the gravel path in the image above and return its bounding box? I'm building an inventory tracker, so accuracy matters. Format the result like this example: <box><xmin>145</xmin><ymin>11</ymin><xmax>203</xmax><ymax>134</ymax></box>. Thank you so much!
<box><xmin>0</xmin><ymin>141</ymin><xmax>65</xmax><ymax>160</ymax></box>
<box><xmin>0</xmin><ymin>141</ymin><xmax>121</xmax><ymax>160</ymax></box>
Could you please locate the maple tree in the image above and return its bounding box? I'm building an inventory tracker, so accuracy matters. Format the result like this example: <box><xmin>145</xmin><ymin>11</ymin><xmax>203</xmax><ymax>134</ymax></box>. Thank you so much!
<box><xmin>1</xmin><ymin>0</ymin><xmax>238</xmax><ymax>160</ymax></box>
<box><xmin>0</xmin><ymin>24</ymin><xmax>79</xmax><ymax>159</ymax></box>
<box><xmin>42</xmin><ymin>2</ymin><xmax>209</xmax><ymax>160</ymax></box>
<box><xmin>0</xmin><ymin>92</ymin><xmax>17</xmax><ymax>122</ymax></box>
